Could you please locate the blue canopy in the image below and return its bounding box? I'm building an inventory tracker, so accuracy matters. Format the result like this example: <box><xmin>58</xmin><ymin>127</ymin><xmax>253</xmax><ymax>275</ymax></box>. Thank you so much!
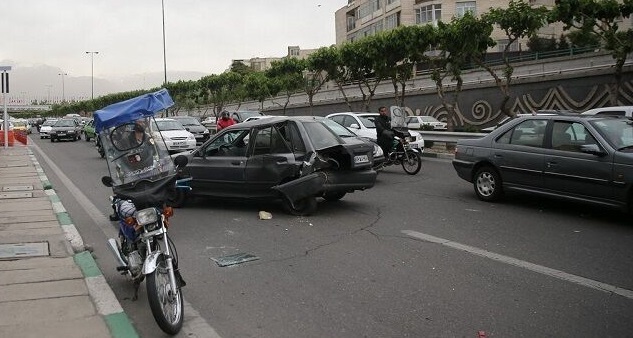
<box><xmin>94</xmin><ymin>89</ymin><xmax>174</xmax><ymax>132</ymax></box>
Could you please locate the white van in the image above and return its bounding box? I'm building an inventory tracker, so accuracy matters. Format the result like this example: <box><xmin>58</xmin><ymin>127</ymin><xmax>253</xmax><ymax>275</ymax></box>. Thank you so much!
<box><xmin>581</xmin><ymin>106</ymin><xmax>633</xmax><ymax>117</ymax></box>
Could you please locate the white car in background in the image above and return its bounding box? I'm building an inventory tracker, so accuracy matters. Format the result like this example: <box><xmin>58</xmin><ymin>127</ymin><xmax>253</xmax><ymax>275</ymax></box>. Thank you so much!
<box><xmin>39</xmin><ymin>118</ymin><xmax>58</xmax><ymax>138</ymax></box>
<box><xmin>325</xmin><ymin>112</ymin><xmax>425</xmax><ymax>151</ymax></box>
<box><xmin>581</xmin><ymin>106</ymin><xmax>633</xmax><ymax>117</ymax></box>
<box><xmin>405</xmin><ymin>115</ymin><xmax>447</xmax><ymax>131</ymax></box>
<box><xmin>153</xmin><ymin>118</ymin><xmax>197</xmax><ymax>153</ymax></box>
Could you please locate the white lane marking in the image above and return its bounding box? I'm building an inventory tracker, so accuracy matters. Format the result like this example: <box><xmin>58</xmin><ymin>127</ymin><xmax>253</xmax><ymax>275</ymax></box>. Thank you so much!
<box><xmin>402</xmin><ymin>230</ymin><xmax>633</xmax><ymax>300</ymax></box>
<box><xmin>30</xmin><ymin>141</ymin><xmax>223</xmax><ymax>337</ymax></box>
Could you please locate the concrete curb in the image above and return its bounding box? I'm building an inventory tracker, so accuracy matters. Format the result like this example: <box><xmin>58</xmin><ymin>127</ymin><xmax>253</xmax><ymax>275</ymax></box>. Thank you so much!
<box><xmin>421</xmin><ymin>151</ymin><xmax>455</xmax><ymax>160</ymax></box>
<box><xmin>27</xmin><ymin>149</ymin><xmax>139</xmax><ymax>338</ymax></box>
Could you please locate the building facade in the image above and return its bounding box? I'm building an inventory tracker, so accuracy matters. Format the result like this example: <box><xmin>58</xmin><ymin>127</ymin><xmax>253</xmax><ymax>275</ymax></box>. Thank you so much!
<box><xmin>335</xmin><ymin>0</ymin><xmax>632</xmax><ymax>52</ymax></box>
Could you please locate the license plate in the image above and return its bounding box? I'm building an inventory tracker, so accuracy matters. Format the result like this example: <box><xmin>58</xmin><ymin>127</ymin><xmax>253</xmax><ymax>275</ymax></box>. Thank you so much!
<box><xmin>408</xmin><ymin>143</ymin><xmax>419</xmax><ymax>148</ymax></box>
<box><xmin>354</xmin><ymin>155</ymin><xmax>369</xmax><ymax>164</ymax></box>
<box><xmin>173</xmin><ymin>141</ymin><xmax>185</xmax><ymax>146</ymax></box>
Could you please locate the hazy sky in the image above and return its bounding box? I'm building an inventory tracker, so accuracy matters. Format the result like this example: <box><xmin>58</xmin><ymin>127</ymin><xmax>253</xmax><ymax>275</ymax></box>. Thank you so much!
<box><xmin>2</xmin><ymin>0</ymin><xmax>345</xmax><ymax>79</ymax></box>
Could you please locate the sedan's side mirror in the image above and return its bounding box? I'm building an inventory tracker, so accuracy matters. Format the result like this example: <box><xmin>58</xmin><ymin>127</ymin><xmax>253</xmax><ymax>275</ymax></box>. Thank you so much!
<box><xmin>349</xmin><ymin>123</ymin><xmax>360</xmax><ymax>129</ymax></box>
<box><xmin>580</xmin><ymin>144</ymin><xmax>607</xmax><ymax>156</ymax></box>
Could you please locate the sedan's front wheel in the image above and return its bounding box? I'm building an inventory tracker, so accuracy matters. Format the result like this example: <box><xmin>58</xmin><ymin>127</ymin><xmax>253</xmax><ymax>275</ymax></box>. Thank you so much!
<box><xmin>473</xmin><ymin>166</ymin><xmax>503</xmax><ymax>202</ymax></box>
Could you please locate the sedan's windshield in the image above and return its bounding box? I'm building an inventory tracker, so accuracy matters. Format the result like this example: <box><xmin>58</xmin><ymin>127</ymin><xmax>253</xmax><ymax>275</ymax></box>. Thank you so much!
<box><xmin>156</xmin><ymin>120</ymin><xmax>185</xmax><ymax>131</ymax></box>
<box><xmin>358</xmin><ymin>116</ymin><xmax>376</xmax><ymax>128</ymax></box>
<box><xmin>174</xmin><ymin>117</ymin><xmax>200</xmax><ymax>126</ymax></box>
<box><xmin>591</xmin><ymin>118</ymin><xmax>633</xmax><ymax>150</ymax></box>
<box><xmin>54</xmin><ymin>119</ymin><xmax>76</xmax><ymax>127</ymax></box>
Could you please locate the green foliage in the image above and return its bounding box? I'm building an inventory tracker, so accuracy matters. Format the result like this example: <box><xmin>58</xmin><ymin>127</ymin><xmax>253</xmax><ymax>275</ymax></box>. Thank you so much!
<box><xmin>526</xmin><ymin>35</ymin><xmax>558</xmax><ymax>52</ymax></box>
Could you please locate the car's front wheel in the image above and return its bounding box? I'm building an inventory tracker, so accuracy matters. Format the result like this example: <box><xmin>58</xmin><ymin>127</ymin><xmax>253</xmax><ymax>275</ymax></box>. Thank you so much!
<box><xmin>282</xmin><ymin>196</ymin><xmax>317</xmax><ymax>216</ymax></box>
<box><xmin>473</xmin><ymin>166</ymin><xmax>503</xmax><ymax>202</ymax></box>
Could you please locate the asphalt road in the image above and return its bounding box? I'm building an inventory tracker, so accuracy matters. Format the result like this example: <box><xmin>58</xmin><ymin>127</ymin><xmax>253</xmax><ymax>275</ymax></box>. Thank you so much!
<box><xmin>29</xmin><ymin>133</ymin><xmax>633</xmax><ymax>338</ymax></box>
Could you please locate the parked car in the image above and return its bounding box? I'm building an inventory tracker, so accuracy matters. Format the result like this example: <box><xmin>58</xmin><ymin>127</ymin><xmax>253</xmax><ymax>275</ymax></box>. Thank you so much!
<box><xmin>452</xmin><ymin>114</ymin><xmax>633</xmax><ymax>213</ymax></box>
<box><xmin>50</xmin><ymin>118</ymin><xmax>82</xmax><ymax>142</ymax></box>
<box><xmin>406</xmin><ymin>116</ymin><xmax>447</xmax><ymax>131</ymax></box>
<box><xmin>242</xmin><ymin>116</ymin><xmax>273</xmax><ymax>123</ymax></box>
<box><xmin>176</xmin><ymin>116</ymin><xmax>378</xmax><ymax>215</ymax></box>
<box><xmin>153</xmin><ymin>118</ymin><xmax>197</xmax><ymax>153</ymax></box>
<box><xmin>170</xmin><ymin>115</ymin><xmax>210</xmax><ymax>145</ymax></box>
<box><xmin>12</xmin><ymin>119</ymin><xmax>31</xmax><ymax>134</ymax></box>
<box><xmin>581</xmin><ymin>106</ymin><xmax>633</xmax><ymax>118</ymax></box>
<box><xmin>326</xmin><ymin>112</ymin><xmax>425</xmax><ymax>151</ymax></box>
<box><xmin>0</xmin><ymin>119</ymin><xmax>14</xmax><ymax>130</ymax></box>
<box><xmin>39</xmin><ymin>119</ymin><xmax>58</xmax><ymax>139</ymax></box>
<box><xmin>82</xmin><ymin>118</ymin><xmax>96</xmax><ymax>141</ymax></box>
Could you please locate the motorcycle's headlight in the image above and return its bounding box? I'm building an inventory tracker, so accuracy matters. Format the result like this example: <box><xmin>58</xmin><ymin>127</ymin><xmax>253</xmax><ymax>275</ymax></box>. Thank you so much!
<box><xmin>135</xmin><ymin>208</ymin><xmax>159</xmax><ymax>226</ymax></box>
<box><xmin>405</xmin><ymin>136</ymin><xmax>413</xmax><ymax>142</ymax></box>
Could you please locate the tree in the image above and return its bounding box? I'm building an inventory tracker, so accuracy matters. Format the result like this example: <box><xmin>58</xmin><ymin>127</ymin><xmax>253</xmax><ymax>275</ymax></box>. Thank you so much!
<box><xmin>303</xmin><ymin>53</ymin><xmax>331</xmax><ymax>115</ymax></box>
<box><xmin>550</xmin><ymin>0</ymin><xmax>633</xmax><ymax>105</ymax></box>
<box><xmin>431</xmin><ymin>13</ymin><xmax>495</xmax><ymax>131</ymax></box>
<box><xmin>482</xmin><ymin>0</ymin><xmax>549</xmax><ymax>117</ymax></box>
<box><xmin>199</xmin><ymin>71</ymin><xmax>244</xmax><ymax>115</ymax></box>
<box><xmin>378</xmin><ymin>25</ymin><xmax>436</xmax><ymax>107</ymax></box>
<box><xmin>265</xmin><ymin>57</ymin><xmax>304</xmax><ymax>115</ymax></box>
<box><xmin>244</xmin><ymin>72</ymin><xmax>274</xmax><ymax>110</ymax></box>
<box><xmin>340</xmin><ymin>36</ymin><xmax>385</xmax><ymax>112</ymax></box>
<box><xmin>311</xmin><ymin>45</ymin><xmax>354</xmax><ymax>111</ymax></box>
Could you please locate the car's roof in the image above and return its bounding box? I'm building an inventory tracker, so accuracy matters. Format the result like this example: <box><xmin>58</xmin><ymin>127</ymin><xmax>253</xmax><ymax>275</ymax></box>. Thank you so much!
<box><xmin>230</xmin><ymin>115</ymin><xmax>325</xmax><ymax>128</ymax></box>
<box><xmin>582</xmin><ymin>106</ymin><xmax>633</xmax><ymax>114</ymax></box>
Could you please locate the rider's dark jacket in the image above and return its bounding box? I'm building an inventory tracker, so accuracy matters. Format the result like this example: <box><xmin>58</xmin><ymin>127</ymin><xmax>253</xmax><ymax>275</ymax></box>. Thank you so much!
<box><xmin>374</xmin><ymin>114</ymin><xmax>394</xmax><ymax>154</ymax></box>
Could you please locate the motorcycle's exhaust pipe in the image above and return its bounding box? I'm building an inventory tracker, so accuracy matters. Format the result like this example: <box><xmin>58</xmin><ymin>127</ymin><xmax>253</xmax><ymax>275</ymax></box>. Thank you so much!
<box><xmin>107</xmin><ymin>238</ymin><xmax>127</xmax><ymax>267</ymax></box>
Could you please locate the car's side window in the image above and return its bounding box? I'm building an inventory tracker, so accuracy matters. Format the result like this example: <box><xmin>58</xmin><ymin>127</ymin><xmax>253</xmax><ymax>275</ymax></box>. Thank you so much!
<box><xmin>551</xmin><ymin>121</ymin><xmax>597</xmax><ymax>152</ymax></box>
<box><xmin>280</xmin><ymin>122</ymin><xmax>306</xmax><ymax>154</ymax></box>
<box><xmin>497</xmin><ymin>120</ymin><xmax>546</xmax><ymax>147</ymax></box>
<box><xmin>595</xmin><ymin>110</ymin><xmax>625</xmax><ymax>116</ymax></box>
<box><xmin>204</xmin><ymin>130</ymin><xmax>247</xmax><ymax>157</ymax></box>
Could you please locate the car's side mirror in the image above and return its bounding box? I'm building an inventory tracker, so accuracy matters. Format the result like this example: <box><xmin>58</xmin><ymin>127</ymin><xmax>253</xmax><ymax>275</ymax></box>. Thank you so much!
<box><xmin>349</xmin><ymin>123</ymin><xmax>360</xmax><ymax>129</ymax></box>
<box><xmin>101</xmin><ymin>176</ymin><xmax>113</xmax><ymax>187</ymax></box>
<box><xmin>174</xmin><ymin>154</ymin><xmax>188</xmax><ymax>168</ymax></box>
<box><xmin>580</xmin><ymin>144</ymin><xmax>607</xmax><ymax>156</ymax></box>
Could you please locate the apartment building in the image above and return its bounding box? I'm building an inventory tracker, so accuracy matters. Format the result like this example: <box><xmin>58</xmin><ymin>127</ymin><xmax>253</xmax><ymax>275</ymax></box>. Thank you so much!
<box><xmin>334</xmin><ymin>0</ymin><xmax>572</xmax><ymax>52</ymax></box>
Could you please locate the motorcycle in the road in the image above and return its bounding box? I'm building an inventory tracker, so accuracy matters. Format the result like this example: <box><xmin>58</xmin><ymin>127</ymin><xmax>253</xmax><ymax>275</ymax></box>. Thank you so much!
<box><xmin>94</xmin><ymin>89</ymin><xmax>189</xmax><ymax>335</ymax></box>
<box><xmin>375</xmin><ymin>128</ymin><xmax>422</xmax><ymax>175</ymax></box>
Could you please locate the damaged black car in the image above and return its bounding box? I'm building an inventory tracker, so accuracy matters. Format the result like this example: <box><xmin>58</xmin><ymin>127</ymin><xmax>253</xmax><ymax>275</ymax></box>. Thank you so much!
<box><xmin>174</xmin><ymin>116</ymin><xmax>378</xmax><ymax>215</ymax></box>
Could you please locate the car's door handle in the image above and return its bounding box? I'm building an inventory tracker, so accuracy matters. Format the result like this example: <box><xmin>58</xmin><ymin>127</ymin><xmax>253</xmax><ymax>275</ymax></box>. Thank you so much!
<box><xmin>276</xmin><ymin>160</ymin><xmax>287</xmax><ymax>164</ymax></box>
<box><xmin>546</xmin><ymin>161</ymin><xmax>557</xmax><ymax>168</ymax></box>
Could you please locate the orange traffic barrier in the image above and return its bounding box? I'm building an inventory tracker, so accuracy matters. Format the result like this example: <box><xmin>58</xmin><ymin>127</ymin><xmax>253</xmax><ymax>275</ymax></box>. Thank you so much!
<box><xmin>14</xmin><ymin>130</ymin><xmax>28</xmax><ymax>145</ymax></box>
<box><xmin>0</xmin><ymin>130</ymin><xmax>14</xmax><ymax>146</ymax></box>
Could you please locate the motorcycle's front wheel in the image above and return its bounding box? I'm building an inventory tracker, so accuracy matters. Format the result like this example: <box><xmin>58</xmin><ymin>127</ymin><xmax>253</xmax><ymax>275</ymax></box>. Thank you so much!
<box><xmin>146</xmin><ymin>254</ymin><xmax>184</xmax><ymax>335</ymax></box>
<box><xmin>402</xmin><ymin>150</ymin><xmax>422</xmax><ymax>175</ymax></box>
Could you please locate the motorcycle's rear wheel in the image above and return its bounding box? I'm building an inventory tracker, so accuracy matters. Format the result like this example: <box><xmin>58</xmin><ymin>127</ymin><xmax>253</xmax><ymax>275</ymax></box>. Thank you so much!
<box><xmin>402</xmin><ymin>150</ymin><xmax>422</xmax><ymax>175</ymax></box>
<box><xmin>146</xmin><ymin>254</ymin><xmax>184</xmax><ymax>335</ymax></box>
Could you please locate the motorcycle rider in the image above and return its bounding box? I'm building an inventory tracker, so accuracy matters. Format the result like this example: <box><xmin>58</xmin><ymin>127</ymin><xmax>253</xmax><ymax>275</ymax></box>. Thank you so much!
<box><xmin>374</xmin><ymin>106</ymin><xmax>395</xmax><ymax>156</ymax></box>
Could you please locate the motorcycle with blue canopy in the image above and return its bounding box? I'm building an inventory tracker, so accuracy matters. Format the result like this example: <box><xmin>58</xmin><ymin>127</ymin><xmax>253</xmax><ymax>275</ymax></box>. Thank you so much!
<box><xmin>94</xmin><ymin>89</ymin><xmax>190</xmax><ymax>335</ymax></box>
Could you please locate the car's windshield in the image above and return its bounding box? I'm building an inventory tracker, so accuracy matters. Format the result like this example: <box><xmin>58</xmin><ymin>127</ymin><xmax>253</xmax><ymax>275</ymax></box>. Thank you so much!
<box><xmin>54</xmin><ymin>119</ymin><xmax>76</xmax><ymax>127</ymax></box>
<box><xmin>174</xmin><ymin>117</ymin><xmax>200</xmax><ymax>126</ymax></box>
<box><xmin>303</xmin><ymin>121</ymin><xmax>342</xmax><ymax>150</ymax></box>
<box><xmin>419</xmin><ymin>116</ymin><xmax>439</xmax><ymax>122</ymax></box>
<box><xmin>43</xmin><ymin>120</ymin><xmax>57</xmax><ymax>126</ymax></box>
<box><xmin>239</xmin><ymin>112</ymin><xmax>263</xmax><ymax>120</ymax></box>
<box><xmin>591</xmin><ymin>118</ymin><xmax>633</xmax><ymax>150</ymax></box>
<box><xmin>355</xmin><ymin>115</ymin><xmax>376</xmax><ymax>128</ymax></box>
<box><xmin>322</xmin><ymin>119</ymin><xmax>356</xmax><ymax>137</ymax></box>
<box><xmin>156</xmin><ymin>120</ymin><xmax>184</xmax><ymax>131</ymax></box>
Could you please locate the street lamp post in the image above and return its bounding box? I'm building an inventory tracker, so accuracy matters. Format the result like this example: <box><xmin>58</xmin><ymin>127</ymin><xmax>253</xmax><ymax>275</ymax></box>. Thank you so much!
<box><xmin>58</xmin><ymin>72</ymin><xmax>67</xmax><ymax>103</ymax></box>
<box><xmin>85</xmin><ymin>51</ymin><xmax>99</xmax><ymax>100</ymax></box>
<box><xmin>161</xmin><ymin>0</ymin><xmax>167</xmax><ymax>85</ymax></box>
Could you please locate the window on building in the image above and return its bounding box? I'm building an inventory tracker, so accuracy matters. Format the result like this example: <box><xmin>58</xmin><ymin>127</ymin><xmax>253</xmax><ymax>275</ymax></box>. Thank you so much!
<box><xmin>347</xmin><ymin>16</ymin><xmax>356</xmax><ymax>31</ymax></box>
<box><xmin>385</xmin><ymin>12</ymin><xmax>400</xmax><ymax>30</ymax></box>
<box><xmin>415</xmin><ymin>4</ymin><xmax>441</xmax><ymax>25</ymax></box>
<box><xmin>387</xmin><ymin>0</ymin><xmax>399</xmax><ymax>5</ymax></box>
<box><xmin>455</xmin><ymin>1</ymin><xmax>476</xmax><ymax>17</ymax></box>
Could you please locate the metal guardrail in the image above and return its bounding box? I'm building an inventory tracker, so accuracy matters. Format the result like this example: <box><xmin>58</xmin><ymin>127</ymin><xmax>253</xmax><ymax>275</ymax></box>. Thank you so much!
<box><xmin>415</xmin><ymin>130</ymin><xmax>487</xmax><ymax>144</ymax></box>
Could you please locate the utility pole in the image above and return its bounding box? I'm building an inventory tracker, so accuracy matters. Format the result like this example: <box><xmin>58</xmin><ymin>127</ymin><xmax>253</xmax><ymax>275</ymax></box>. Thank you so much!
<box><xmin>58</xmin><ymin>72</ymin><xmax>67</xmax><ymax>103</ymax></box>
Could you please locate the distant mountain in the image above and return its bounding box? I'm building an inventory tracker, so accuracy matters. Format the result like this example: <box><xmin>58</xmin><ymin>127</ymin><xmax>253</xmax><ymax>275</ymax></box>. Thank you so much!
<box><xmin>0</xmin><ymin>60</ymin><xmax>209</xmax><ymax>104</ymax></box>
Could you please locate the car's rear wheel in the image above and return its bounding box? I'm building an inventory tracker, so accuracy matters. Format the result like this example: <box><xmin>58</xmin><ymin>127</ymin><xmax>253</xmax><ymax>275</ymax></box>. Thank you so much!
<box><xmin>473</xmin><ymin>166</ymin><xmax>503</xmax><ymax>202</ymax></box>
<box><xmin>323</xmin><ymin>192</ymin><xmax>346</xmax><ymax>202</ymax></box>
<box><xmin>282</xmin><ymin>196</ymin><xmax>317</xmax><ymax>216</ymax></box>
<box><xmin>50</xmin><ymin>137</ymin><xmax>55</xmax><ymax>142</ymax></box>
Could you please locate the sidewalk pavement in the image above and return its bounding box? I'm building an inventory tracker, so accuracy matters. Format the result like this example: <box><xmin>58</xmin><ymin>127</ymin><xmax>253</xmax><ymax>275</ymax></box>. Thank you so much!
<box><xmin>0</xmin><ymin>145</ymin><xmax>138</xmax><ymax>338</ymax></box>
